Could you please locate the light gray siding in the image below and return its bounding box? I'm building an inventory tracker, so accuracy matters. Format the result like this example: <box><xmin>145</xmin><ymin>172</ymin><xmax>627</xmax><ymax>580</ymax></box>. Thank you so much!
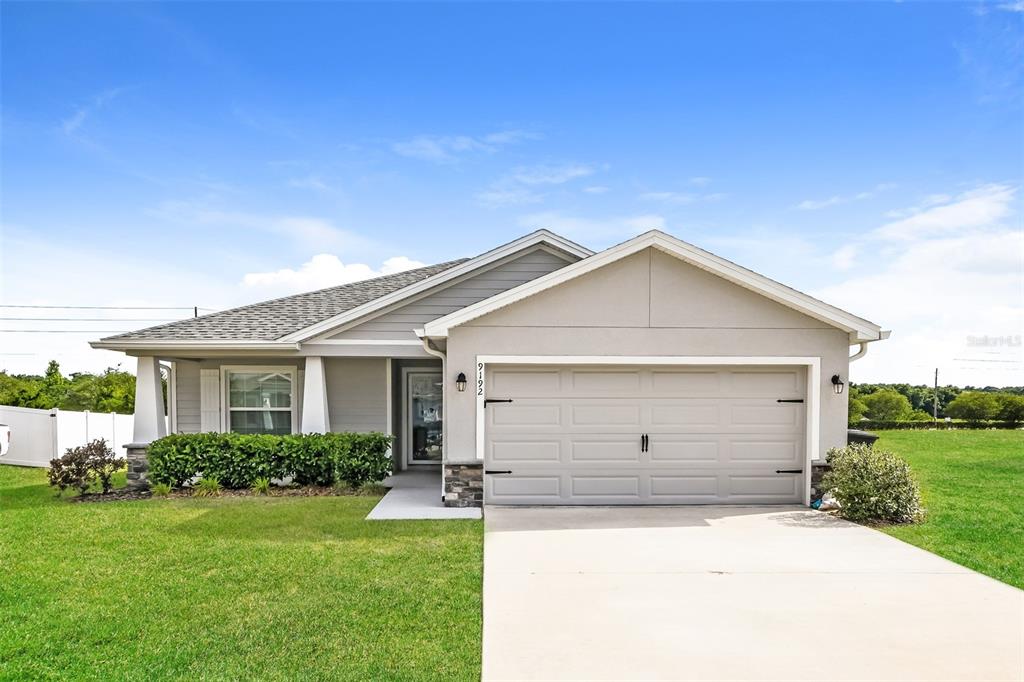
<box><xmin>329</xmin><ymin>247</ymin><xmax>573</xmax><ymax>341</ymax></box>
<box><xmin>174</xmin><ymin>362</ymin><xmax>201</xmax><ymax>433</ymax></box>
<box><xmin>325</xmin><ymin>357</ymin><xmax>388</xmax><ymax>433</ymax></box>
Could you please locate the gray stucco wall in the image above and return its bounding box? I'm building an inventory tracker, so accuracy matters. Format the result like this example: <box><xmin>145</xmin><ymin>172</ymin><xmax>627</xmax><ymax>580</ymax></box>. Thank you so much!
<box><xmin>443</xmin><ymin>248</ymin><xmax>850</xmax><ymax>464</ymax></box>
<box><xmin>329</xmin><ymin>247</ymin><xmax>573</xmax><ymax>341</ymax></box>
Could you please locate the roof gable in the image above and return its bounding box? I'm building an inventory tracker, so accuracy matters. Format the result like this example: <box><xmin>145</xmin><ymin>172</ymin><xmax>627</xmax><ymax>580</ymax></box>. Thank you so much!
<box><xmin>420</xmin><ymin>230</ymin><xmax>885</xmax><ymax>342</ymax></box>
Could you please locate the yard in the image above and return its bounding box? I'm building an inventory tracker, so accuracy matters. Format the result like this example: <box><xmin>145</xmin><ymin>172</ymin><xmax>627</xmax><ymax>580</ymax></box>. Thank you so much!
<box><xmin>0</xmin><ymin>466</ymin><xmax>483</xmax><ymax>681</ymax></box>
<box><xmin>875</xmin><ymin>429</ymin><xmax>1024</xmax><ymax>589</ymax></box>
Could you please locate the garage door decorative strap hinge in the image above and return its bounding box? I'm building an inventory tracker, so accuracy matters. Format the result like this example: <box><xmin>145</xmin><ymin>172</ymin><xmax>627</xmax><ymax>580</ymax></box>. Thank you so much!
<box><xmin>776</xmin><ymin>399</ymin><xmax>804</xmax><ymax>403</ymax></box>
<box><xmin>775</xmin><ymin>469</ymin><xmax>804</xmax><ymax>474</ymax></box>
<box><xmin>483</xmin><ymin>398</ymin><xmax>514</xmax><ymax>407</ymax></box>
<box><xmin>485</xmin><ymin>470</ymin><xmax>513</xmax><ymax>475</ymax></box>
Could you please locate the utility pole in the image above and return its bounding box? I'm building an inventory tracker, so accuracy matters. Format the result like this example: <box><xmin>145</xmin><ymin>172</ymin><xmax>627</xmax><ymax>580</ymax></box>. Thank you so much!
<box><xmin>933</xmin><ymin>367</ymin><xmax>939</xmax><ymax>426</ymax></box>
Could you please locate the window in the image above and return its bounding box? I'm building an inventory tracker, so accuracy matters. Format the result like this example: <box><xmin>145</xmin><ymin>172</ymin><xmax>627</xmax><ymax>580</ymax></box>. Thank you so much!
<box><xmin>224</xmin><ymin>368</ymin><xmax>295</xmax><ymax>435</ymax></box>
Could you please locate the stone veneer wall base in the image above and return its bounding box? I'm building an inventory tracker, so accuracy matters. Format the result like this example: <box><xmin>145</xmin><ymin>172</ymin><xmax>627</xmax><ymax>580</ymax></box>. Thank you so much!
<box><xmin>125</xmin><ymin>444</ymin><xmax>150</xmax><ymax>490</ymax></box>
<box><xmin>444</xmin><ymin>463</ymin><xmax>483</xmax><ymax>508</ymax></box>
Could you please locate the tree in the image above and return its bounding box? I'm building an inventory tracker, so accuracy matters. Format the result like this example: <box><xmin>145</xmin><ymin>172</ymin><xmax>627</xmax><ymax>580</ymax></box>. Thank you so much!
<box><xmin>945</xmin><ymin>391</ymin><xmax>1000</xmax><ymax>423</ymax></box>
<box><xmin>862</xmin><ymin>388</ymin><xmax>913</xmax><ymax>421</ymax></box>
<box><xmin>847</xmin><ymin>386</ymin><xmax>868</xmax><ymax>424</ymax></box>
<box><xmin>995</xmin><ymin>393</ymin><xmax>1024</xmax><ymax>426</ymax></box>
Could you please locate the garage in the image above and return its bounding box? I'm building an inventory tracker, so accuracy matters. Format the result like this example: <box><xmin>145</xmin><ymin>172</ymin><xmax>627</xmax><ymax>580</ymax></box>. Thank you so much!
<box><xmin>483</xmin><ymin>364</ymin><xmax>808</xmax><ymax>505</ymax></box>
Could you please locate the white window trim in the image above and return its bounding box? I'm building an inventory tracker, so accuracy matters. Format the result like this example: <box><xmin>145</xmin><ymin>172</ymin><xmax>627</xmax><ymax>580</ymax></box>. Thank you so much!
<box><xmin>220</xmin><ymin>365</ymin><xmax>299</xmax><ymax>434</ymax></box>
<box><xmin>474</xmin><ymin>355</ymin><xmax>821</xmax><ymax>506</ymax></box>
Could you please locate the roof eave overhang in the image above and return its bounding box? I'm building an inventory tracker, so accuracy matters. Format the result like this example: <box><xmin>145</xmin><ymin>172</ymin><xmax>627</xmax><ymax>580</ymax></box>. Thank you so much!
<box><xmin>422</xmin><ymin>231</ymin><xmax>885</xmax><ymax>342</ymax></box>
<box><xmin>90</xmin><ymin>339</ymin><xmax>301</xmax><ymax>352</ymax></box>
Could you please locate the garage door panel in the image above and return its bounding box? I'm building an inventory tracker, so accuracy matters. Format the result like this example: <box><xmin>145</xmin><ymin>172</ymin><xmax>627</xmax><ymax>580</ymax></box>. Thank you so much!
<box><xmin>484</xmin><ymin>364</ymin><xmax>806</xmax><ymax>505</ymax></box>
<box><xmin>571</xmin><ymin>476</ymin><xmax>640</xmax><ymax>498</ymax></box>
<box><xmin>571</xmin><ymin>403</ymin><xmax>641</xmax><ymax>426</ymax></box>
<box><xmin>728</xmin><ymin>370</ymin><xmax>802</xmax><ymax>396</ymax></box>
<box><xmin>570</xmin><ymin>370</ymin><xmax>641</xmax><ymax>393</ymax></box>
<box><xmin>489</xmin><ymin>369</ymin><xmax>561</xmax><ymax>395</ymax></box>
<box><xmin>490</xmin><ymin>439</ymin><xmax>561</xmax><ymax>463</ymax></box>
<box><xmin>490</xmin><ymin>402</ymin><xmax>562</xmax><ymax>427</ymax></box>
<box><xmin>647</xmin><ymin>438</ymin><xmax>720</xmax><ymax>463</ymax></box>
<box><xmin>570</xmin><ymin>437</ymin><xmax>642</xmax><ymax>463</ymax></box>
<box><xmin>729</xmin><ymin>439</ymin><xmax>801</xmax><ymax>464</ymax></box>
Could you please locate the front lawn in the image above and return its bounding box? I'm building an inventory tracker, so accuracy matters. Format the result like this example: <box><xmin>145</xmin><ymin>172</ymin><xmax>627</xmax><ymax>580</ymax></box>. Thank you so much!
<box><xmin>0</xmin><ymin>466</ymin><xmax>482</xmax><ymax>681</ymax></box>
<box><xmin>875</xmin><ymin>429</ymin><xmax>1024</xmax><ymax>589</ymax></box>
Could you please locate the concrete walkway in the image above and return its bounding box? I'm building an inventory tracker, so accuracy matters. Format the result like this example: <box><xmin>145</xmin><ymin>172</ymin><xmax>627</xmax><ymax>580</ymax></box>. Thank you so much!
<box><xmin>366</xmin><ymin>469</ymin><xmax>481</xmax><ymax>520</ymax></box>
<box><xmin>483</xmin><ymin>506</ymin><xmax>1024</xmax><ymax>681</ymax></box>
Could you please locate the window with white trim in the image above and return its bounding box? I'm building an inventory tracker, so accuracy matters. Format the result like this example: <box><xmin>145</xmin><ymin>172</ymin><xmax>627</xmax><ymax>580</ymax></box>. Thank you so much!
<box><xmin>225</xmin><ymin>369</ymin><xmax>295</xmax><ymax>434</ymax></box>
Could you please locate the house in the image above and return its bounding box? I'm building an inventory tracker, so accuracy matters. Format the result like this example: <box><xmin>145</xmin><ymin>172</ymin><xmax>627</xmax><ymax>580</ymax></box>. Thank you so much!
<box><xmin>92</xmin><ymin>230</ymin><xmax>888</xmax><ymax>507</ymax></box>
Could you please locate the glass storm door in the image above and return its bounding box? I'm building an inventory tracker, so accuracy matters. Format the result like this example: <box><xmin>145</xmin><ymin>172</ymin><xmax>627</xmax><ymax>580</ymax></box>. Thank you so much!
<box><xmin>407</xmin><ymin>372</ymin><xmax>443</xmax><ymax>464</ymax></box>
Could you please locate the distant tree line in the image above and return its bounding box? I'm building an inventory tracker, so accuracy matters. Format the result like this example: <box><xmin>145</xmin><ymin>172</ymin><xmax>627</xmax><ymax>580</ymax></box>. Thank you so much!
<box><xmin>0</xmin><ymin>361</ymin><xmax>139</xmax><ymax>414</ymax></box>
<box><xmin>850</xmin><ymin>383</ymin><xmax>1024</xmax><ymax>426</ymax></box>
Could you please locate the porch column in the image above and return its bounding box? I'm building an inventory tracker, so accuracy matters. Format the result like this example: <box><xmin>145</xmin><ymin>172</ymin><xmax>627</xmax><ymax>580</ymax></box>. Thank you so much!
<box><xmin>132</xmin><ymin>355</ymin><xmax>167</xmax><ymax>444</ymax></box>
<box><xmin>301</xmin><ymin>356</ymin><xmax>330</xmax><ymax>433</ymax></box>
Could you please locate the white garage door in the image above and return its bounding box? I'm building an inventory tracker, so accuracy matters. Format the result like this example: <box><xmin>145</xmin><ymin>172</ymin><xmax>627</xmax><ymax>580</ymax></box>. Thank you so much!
<box><xmin>484</xmin><ymin>365</ymin><xmax>807</xmax><ymax>505</ymax></box>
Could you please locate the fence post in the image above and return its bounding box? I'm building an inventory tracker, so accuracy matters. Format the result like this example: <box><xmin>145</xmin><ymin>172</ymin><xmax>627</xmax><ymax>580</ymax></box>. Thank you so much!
<box><xmin>84</xmin><ymin>410</ymin><xmax>90</xmax><ymax>443</ymax></box>
<box><xmin>50</xmin><ymin>408</ymin><xmax>59</xmax><ymax>461</ymax></box>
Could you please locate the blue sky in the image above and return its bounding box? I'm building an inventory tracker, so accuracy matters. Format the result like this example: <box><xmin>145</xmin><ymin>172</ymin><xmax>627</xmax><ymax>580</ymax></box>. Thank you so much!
<box><xmin>2</xmin><ymin>1</ymin><xmax>1022</xmax><ymax>385</ymax></box>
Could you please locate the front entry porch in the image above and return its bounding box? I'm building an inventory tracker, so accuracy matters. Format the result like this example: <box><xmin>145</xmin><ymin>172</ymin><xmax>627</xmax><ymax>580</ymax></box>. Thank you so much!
<box><xmin>367</xmin><ymin>469</ymin><xmax>481</xmax><ymax>520</ymax></box>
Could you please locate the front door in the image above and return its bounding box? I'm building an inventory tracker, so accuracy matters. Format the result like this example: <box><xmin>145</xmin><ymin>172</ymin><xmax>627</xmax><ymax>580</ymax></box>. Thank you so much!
<box><xmin>406</xmin><ymin>371</ymin><xmax>443</xmax><ymax>465</ymax></box>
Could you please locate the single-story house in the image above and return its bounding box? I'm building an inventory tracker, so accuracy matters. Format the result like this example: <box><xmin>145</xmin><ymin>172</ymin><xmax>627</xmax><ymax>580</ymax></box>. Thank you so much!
<box><xmin>92</xmin><ymin>229</ymin><xmax>888</xmax><ymax>507</ymax></box>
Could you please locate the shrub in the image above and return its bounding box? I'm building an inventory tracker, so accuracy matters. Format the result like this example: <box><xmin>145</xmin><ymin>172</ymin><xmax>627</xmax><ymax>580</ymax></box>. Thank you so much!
<box><xmin>151</xmin><ymin>482</ymin><xmax>172</xmax><ymax>497</ymax></box>
<box><xmin>148</xmin><ymin>432</ymin><xmax>393</xmax><ymax>490</ymax></box>
<box><xmin>946</xmin><ymin>391</ymin><xmax>1000</xmax><ymax>424</ymax></box>
<box><xmin>251</xmin><ymin>477</ymin><xmax>271</xmax><ymax>496</ymax></box>
<box><xmin>821</xmin><ymin>443</ymin><xmax>923</xmax><ymax>524</ymax></box>
<box><xmin>47</xmin><ymin>438</ymin><xmax>125</xmax><ymax>495</ymax></box>
<box><xmin>194</xmin><ymin>477</ymin><xmax>222</xmax><ymax>497</ymax></box>
<box><xmin>995</xmin><ymin>393</ymin><xmax>1024</xmax><ymax>426</ymax></box>
<box><xmin>862</xmin><ymin>389</ymin><xmax>913</xmax><ymax>421</ymax></box>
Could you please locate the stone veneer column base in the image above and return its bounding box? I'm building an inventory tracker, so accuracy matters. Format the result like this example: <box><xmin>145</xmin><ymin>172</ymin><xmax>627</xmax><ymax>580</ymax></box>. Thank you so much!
<box><xmin>125</xmin><ymin>444</ymin><xmax>150</xmax><ymax>490</ymax></box>
<box><xmin>810</xmin><ymin>462</ymin><xmax>831</xmax><ymax>500</ymax></box>
<box><xmin>444</xmin><ymin>463</ymin><xmax>483</xmax><ymax>508</ymax></box>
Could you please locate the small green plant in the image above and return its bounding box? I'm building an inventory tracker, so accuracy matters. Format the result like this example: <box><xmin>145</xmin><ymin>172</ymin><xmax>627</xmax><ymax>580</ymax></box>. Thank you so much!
<box><xmin>822</xmin><ymin>443</ymin><xmax>924</xmax><ymax>524</ymax></box>
<box><xmin>251</xmin><ymin>477</ymin><xmax>271</xmax><ymax>496</ymax></box>
<box><xmin>356</xmin><ymin>481</ymin><xmax>388</xmax><ymax>496</ymax></box>
<box><xmin>150</xmin><ymin>482</ymin><xmax>172</xmax><ymax>497</ymax></box>
<box><xmin>193</xmin><ymin>477</ymin><xmax>222</xmax><ymax>497</ymax></box>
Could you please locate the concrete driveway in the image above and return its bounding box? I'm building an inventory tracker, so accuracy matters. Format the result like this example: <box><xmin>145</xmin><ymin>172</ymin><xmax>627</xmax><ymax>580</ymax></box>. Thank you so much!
<box><xmin>483</xmin><ymin>506</ymin><xmax>1024</xmax><ymax>681</ymax></box>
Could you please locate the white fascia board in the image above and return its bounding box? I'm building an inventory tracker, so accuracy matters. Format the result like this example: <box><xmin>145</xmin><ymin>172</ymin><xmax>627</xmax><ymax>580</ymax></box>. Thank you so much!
<box><xmin>279</xmin><ymin>230</ymin><xmax>593</xmax><ymax>344</ymax></box>
<box><xmin>89</xmin><ymin>339</ymin><xmax>300</xmax><ymax>352</ymax></box>
<box><xmin>423</xmin><ymin>230</ymin><xmax>884</xmax><ymax>340</ymax></box>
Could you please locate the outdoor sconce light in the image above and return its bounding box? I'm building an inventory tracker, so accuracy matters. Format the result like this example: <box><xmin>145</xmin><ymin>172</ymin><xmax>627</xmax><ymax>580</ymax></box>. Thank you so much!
<box><xmin>455</xmin><ymin>372</ymin><xmax>467</xmax><ymax>392</ymax></box>
<box><xmin>831</xmin><ymin>374</ymin><xmax>845</xmax><ymax>395</ymax></box>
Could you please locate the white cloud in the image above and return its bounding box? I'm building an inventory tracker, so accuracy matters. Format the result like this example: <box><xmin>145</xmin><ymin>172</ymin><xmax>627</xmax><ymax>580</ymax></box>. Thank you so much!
<box><xmin>391</xmin><ymin>129</ymin><xmax>538</xmax><ymax>163</ymax></box>
<box><xmin>478</xmin><ymin>163</ymin><xmax>598</xmax><ymax>207</ymax></box>
<box><xmin>689</xmin><ymin>176</ymin><xmax>712</xmax><ymax>186</ymax></box>
<box><xmin>242</xmin><ymin>254</ymin><xmax>426</xmax><ymax>296</ymax></box>
<box><xmin>815</xmin><ymin>183</ymin><xmax>1022</xmax><ymax>386</ymax></box>
<box><xmin>795</xmin><ymin>183</ymin><xmax>897</xmax><ymax>211</ymax></box>
<box><xmin>997</xmin><ymin>1</ymin><xmax>1024</xmax><ymax>11</ymax></box>
<box><xmin>872</xmin><ymin>183</ymin><xmax>1016</xmax><ymax>241</ymax></box>
<box><xmin>583</xmin><ymin>185</ymin><xmax>609</xmax><ymax>194</ymax></box>
<box><xmin>61</xmin><ymin>87</ymin><xmax>124</xmax><ymax>136</ymax></box>
<box><xmin>639</xmin><ymin>190</ymin><xmax>726</xmax><ymax>205</ymax></box>
<box><xmin>287</xmin><ymin>175</ymin><xmax>330</xmax><ymax>191</ymax></box>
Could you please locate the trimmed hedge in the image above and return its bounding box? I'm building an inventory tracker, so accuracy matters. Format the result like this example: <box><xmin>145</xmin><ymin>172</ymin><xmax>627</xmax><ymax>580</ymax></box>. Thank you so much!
<box><xmin>852</xmin><ymin>419</ymin><xmax>1019</xmax><ymax>430</ymax></box>
<box><xmin>147</xmin><ymin>432</ymin><xmax>393</xmax><ymax>489</ymax></box>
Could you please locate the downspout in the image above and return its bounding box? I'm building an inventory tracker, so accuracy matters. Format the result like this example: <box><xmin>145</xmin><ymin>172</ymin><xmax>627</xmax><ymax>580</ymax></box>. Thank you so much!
<box><xmin>849</xmin><ymin>342</ymin><xmax>869</xmax><ymax>363</ymax></box>
<box><xmin>419</xmin><ymin>334</ymin><xmax>448</xmax><ymax>502</ymax></box>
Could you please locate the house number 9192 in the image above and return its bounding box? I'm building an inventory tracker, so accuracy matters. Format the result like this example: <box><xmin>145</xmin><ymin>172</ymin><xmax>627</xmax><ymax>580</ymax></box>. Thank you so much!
<box><xmin>477</xmin><ymin>362</ymin><xmax>484</xmax><ymax>395</ymax></box>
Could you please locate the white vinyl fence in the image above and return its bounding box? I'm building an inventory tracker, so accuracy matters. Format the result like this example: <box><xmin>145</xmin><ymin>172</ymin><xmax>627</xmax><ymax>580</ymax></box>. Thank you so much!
<box><xmin>0</xmin><ymin>406</ymin><xmax>154</xmax><ymax>468</ymax></box>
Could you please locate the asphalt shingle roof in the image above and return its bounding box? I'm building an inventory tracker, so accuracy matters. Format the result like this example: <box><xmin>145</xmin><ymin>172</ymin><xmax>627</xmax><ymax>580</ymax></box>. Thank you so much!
<box><xmin>101</xmin><ymin>259</ymin><xmax>469</xmax><ymax>343</ymax></box>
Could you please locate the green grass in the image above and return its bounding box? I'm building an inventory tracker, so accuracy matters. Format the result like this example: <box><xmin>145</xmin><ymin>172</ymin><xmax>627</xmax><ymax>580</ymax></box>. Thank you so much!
<box><xmin>0</xmin><ymin>466</ymin><xmax>483</xmax><ymax>681</ymax></box>
<box><xmin>874</xmin><ymin>429</ymin><xmax>1024</xmax><ymax>589</ymax></box>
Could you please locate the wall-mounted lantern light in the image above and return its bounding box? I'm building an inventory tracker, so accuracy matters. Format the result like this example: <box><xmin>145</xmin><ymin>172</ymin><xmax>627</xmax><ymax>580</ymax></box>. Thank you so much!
<box><xmin>455</xmin><ymin>372</ymin><xmax>467</xmax><ymax>392</ymax></box>
<box><xmin>831</xmin><ymin>374</ymin><xmax>845</xmax><ymax>395</ymax></box>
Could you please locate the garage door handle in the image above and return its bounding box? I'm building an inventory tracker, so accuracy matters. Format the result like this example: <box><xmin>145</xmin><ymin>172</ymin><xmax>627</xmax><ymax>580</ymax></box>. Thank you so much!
<box><xmin>485</xmin><ymin>470</ymin><xmax>513</xmax><ymax>475</ymax></box>
<box><xmin>641</xmin><ymin>434</ymin><xmax>648</xmax><ymax>452</ymax></box>
<box><xmin>775</xmin><ymin>469</ymin><xmax>804</xmax><ymax>474</ymax></box>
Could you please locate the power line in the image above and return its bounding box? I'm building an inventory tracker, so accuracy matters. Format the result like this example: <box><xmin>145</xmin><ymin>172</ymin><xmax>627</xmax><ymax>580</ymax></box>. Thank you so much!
<box><xmin>0</xmin><ymin>317</ymin><xmax>180</xmax><ymax>322</ymax></box>
<box><xmin>0</xmin><ymin>304</ymin><xmax>216</xmax><ymax>311</ymax></box>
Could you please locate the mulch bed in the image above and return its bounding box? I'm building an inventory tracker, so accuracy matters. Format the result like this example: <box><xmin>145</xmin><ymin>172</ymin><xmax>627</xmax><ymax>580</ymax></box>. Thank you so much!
<box><xmin>69</xmin><ymin>485</ymin><xmax>376</xmax><ymax>503</ymax></box>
